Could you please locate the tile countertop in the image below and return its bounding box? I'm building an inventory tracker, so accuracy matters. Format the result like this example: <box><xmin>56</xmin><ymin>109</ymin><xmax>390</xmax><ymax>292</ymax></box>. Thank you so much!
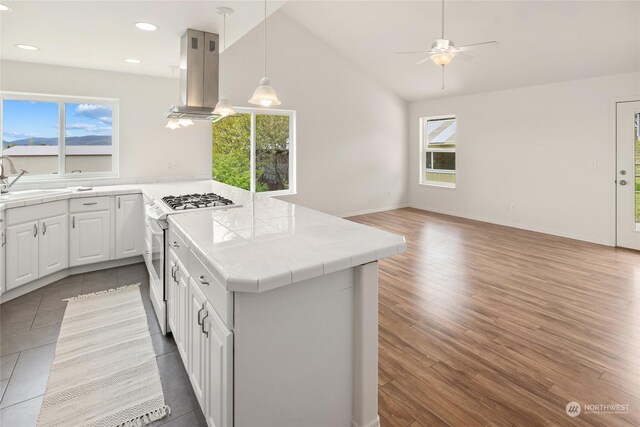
<box><xmin>169</xmin><ymin>196</ymin><xmax>407</xmax><ymax>293</ymax></box>
<box><xmin>0</xmin><ymin>179</ymin><xmax>407</xmax><ymax>293</ymax></box>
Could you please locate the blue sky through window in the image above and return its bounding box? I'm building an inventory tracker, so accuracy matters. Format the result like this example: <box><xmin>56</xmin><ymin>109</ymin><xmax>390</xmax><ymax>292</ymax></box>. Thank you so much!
<box><xmin>2</xmin><ymin>100</ymin><xmax>112</xmax><ymax>146</ymax></box>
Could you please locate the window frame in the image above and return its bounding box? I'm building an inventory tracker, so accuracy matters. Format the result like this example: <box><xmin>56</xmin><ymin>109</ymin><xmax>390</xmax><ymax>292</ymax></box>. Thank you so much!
<box><xmin>419</xmin><ymin>115</ymin><xmax>456</xmax><ymax>189</ymax></box>
<box><xmin>216</xmin><ymin>106</ymin><xmax>296</xmax><ymax>196</ymax></box>
<box><xmin>0</xmin><ymin>91</ymin><xmax>119</xmax><ymax>181</ymax></box>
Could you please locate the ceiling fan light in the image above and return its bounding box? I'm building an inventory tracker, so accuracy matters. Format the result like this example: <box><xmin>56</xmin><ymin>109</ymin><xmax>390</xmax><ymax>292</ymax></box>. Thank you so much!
<box><xmin>248</xmin><ymin>77</ymin><xmax>281</xmax><ymax>107</ymax></box>
<box><xmin>213</xmin><ymin>98</ymin><xmax>236</xmax><ymax>117</ymax></box>
<box><xmin>166</xmin><ymin>119</ymin><xmax>181</xmax><ymax>130</ymax></box>
<box><xmin>431</xmin><ymin>52</ymin><xmax>454</xmax><ymax>66</ymax></box>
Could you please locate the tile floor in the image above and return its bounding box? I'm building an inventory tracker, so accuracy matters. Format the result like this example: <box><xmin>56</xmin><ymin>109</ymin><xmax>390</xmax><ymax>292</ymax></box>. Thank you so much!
<box><xmin>0</xmin><ymin>262</ymin><xmax>206</xmax><ymax>427</ymax></box>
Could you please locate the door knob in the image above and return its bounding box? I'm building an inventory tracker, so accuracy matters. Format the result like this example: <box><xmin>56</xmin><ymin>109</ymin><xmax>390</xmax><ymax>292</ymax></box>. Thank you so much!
<box><xmin>620</xmin><ymin>180</ymin><xmax>628</xmax><ymax>186</ymax></box>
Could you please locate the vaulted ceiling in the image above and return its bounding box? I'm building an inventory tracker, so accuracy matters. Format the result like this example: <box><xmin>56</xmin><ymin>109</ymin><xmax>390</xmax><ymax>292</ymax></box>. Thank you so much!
<box><xmin>1</xmin><ymin>1</ymin><xmax>638</xmax><ymax>102</ymax></box>
<box><xmin>282</xmin><ymin>1</ymin><xmax>640</xmax><ymax>101</ymax></box>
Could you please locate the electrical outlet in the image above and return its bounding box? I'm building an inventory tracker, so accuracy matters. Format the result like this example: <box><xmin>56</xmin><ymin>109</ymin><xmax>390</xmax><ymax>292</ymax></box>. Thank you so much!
<box><xmin>509</xmin><ymin>202</ymin><xmax>516</xmax><ymax>210</ymax></box>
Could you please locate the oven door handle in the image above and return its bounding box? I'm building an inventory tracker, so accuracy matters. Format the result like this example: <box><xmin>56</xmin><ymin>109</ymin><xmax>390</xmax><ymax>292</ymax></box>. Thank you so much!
<box><xmin>146</xmin><ymin>218</ymin><xmax>165</xmax><ymax>235</ymax></box>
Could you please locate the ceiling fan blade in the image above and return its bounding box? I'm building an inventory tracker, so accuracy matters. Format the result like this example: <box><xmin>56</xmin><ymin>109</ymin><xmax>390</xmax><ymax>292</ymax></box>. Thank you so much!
<box><xmin>456</xmin><ymin>52</ymin><xmax>474</xmax><ymax>61</ymax></box>
<box><xmin>395</xmin><ymin>50</ymin><xmax>433</xmax><ymax>55</ymax></box>
<box><xmin>416</xmin><ymin>56</ymin><xmax>434</xmax><ymax>65</ymax></box>
<box><xmin>457</xmin><ymin>40</ymin><xmax>499</xmax><ymax>51</ymax></box>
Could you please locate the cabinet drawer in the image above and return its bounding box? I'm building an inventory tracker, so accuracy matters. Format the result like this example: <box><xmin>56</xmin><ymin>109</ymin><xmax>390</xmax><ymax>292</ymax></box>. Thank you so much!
<box><xmin>6</xmin><ymin>201</ymin><xmax>67</xmax><ymax>226</ymax></box>
<box><xmin>69</xmin><ymin>196</ymin><xmax>110</xmax><ymax>213</ymax></box>
<box><xmin>189</xmin><ymin>249</ymin><xmax>233</xmax><ymax>329</ymax></box>
<box><xmin>167</xmin><ymin>227</ymin><xmax>189</xmax><ymax>260</ymax></box>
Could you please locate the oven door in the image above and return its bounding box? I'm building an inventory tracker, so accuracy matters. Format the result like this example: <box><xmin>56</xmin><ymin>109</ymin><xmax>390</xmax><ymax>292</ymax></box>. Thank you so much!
<box><xmin>146</xmin><ymin>218</ymin><xmax>165</xmax><ymax>288</ymax></box>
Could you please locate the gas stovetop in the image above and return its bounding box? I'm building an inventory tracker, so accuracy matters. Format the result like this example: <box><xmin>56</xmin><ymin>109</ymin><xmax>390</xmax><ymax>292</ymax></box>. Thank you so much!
<box><xmin>161</xmin><ymin>193</ymin><xmax>235</xmax><ymax>210</ymax></box>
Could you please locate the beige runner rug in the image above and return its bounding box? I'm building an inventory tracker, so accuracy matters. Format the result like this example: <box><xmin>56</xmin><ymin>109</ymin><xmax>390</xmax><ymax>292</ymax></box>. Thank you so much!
<box><xmin>38</xmin><ymin>284</ymin><xmax>171</xmax><ymax>427</ymax></box>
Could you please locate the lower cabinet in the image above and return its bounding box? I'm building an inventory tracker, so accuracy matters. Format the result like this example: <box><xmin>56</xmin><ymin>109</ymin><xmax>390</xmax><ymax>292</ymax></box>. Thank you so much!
<box><xmin>203</xmin><ymin>298</ymin><xmax>233</xmax><ymax>427</ymax></box>
<box><xmin>185</xmin><ymin>275</ymin><xmax>233</xmax><ymax>427</ymax></box>
<box><xmin>6</xmin><ymin>214</ymin><xmax>69</xmax><ymax>291</ymax></box>
<box><xmin>189</xmin><ymin>279</ymin><xmax>208</xmax><ymax>409</ymax></box>
<box><xmin>39</xmin><ymin>214</ymin><xmax>69</xmax><ymax>277</ymax></box>
<box><xmin>69</xmin><ymin>210</ymin><xmax>110</xmax><ymax>267</ymax></box>
<box><xmin>6</xmin><ymin>222</ymin><xmax>40</xmax><ymax>290</ymax></box>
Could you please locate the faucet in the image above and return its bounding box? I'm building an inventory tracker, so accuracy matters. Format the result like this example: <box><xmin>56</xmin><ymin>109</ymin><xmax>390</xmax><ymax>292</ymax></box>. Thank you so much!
<box><xmin>0</xmin><ymin>155</ymin><xmax>28</xmax><ymax>194</ymax></box>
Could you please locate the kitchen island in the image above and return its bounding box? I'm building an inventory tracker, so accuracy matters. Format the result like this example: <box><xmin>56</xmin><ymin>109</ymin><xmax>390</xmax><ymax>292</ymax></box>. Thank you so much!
<box><xmin>166</xmin><ymin>194</ymin><xmax>406</xmax><ymax>427</ymax></box>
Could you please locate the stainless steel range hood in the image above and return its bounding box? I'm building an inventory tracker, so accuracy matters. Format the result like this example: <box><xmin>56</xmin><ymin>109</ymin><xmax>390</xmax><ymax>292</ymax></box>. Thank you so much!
<box><xmin>167</xmin><ymin>29</ymin><xmax>219</xmax><ymax>120</ymax></box>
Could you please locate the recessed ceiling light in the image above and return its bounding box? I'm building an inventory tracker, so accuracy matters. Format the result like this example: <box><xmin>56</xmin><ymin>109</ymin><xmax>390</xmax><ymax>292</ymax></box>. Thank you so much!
<box><xmin>16</xmin><ymin>44</ymin><xmax>38</xmax><ymax>51</ymax></box>
<box><xmin>135</xmin><ymin>22</ymin><xmax>157</xmax><ymax>31</ymax></box>
<box><xmin>0</xmin><ymin>3</ymin><xmax>12</xmax><ymax>12</ymax></box>
<box><xmin>124</xmin><ymin>58</ymin><xmax>141</xmax><ymax>64</ymax></box>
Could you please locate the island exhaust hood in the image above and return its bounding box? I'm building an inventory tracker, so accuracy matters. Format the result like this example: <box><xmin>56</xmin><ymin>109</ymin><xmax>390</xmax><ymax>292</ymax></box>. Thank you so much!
<box><xmin>167</xmin><ymin>29</ymin><xmax>220</xmax><ymax>120</ymax></box>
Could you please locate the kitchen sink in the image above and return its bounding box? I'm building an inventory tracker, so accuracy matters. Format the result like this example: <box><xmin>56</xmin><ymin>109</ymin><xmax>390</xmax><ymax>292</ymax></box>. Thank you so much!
<box><xmin>0</xmin><ymin>189</ymin><xmax>73</xmax><ymax>201</ymax></box>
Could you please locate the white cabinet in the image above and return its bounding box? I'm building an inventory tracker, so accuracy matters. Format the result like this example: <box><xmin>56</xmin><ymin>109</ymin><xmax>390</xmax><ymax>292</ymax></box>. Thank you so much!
<box><xmin>203</xmin><ymin>299</ymin><xmax>233</xmax><ymax>427</ymax></box>
<box><xmin>39</xmin><ymin>214</ymin><xmax>69</xmax><ymax>277</ymax></box>
<box><xmin>168</xmin><ymin>250</ymin><xmax>189</xmax><ymax>363</ymax></box>
<box><xmin>5</xmin><ymin>202</ymin><xmax>69</xmax><ymax>291</ymax></box>
<box><xmin>115</xmin><ymin>194</ymin><xmax>143</xmax><ymax>259</ymax></box>
<box><xmin>6</xmin><ymin>222</ymin><xmax>39</xmax><ymax>291</ymax></box>
<box><xmin>69</xmin><ymin>210</ymin><xmax>110</xmax><ymax>267</ymax></box>
<box><xmin>175</xmin><ymin>260</ymin><xmax>189</xmax><ymax>362</ymax></box>
<box><xmin>189</xmin><ymin>278</ymin><xmax>208</xmax><ymax>409</ymax></box>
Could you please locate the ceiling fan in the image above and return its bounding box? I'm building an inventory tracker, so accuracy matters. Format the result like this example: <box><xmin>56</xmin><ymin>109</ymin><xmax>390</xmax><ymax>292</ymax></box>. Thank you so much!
<box><xmin>396</xmin><ymin>0</ymin><xmax>498</xmax><ymax>89</ymax></box>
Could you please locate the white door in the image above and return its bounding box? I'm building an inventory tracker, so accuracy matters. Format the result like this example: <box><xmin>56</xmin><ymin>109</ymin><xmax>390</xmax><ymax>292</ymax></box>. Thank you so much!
<box><xmin>115</xmin><ymin>195</ymin><xmax>143</xmax><ymax>259</ymax></box>
<box><xmin>176</xmin><ymin>259</ymin><xmax>189</xmax><ymax>364</ymax></box>
<box><xmin>6</xmin><ymin>221</ymin><xmax>39</xmax><ymax>290</ymax></box>
<box><xmin>616</xmin><ymin>101</ymin><xmax>640</xmax><ymax>250</ymax></box>
<box><xmin>39</xmin><ymin>214</ymin><xmax>69</xmax><ymax>277</ymax></box>
<box><xmin>189</xmin><ymin>278</ymin><xmax>207</xmax><ymax>410</ymax></box>
<box><xmin>167</xmin><ymin>250</ymin><xmax>178</xmax><ymax>338</ymax></box>
<box><xmin>70</xmin><ymin>211</ymin><xmax>110</xmax><ymax>266</ymax></box>
<box><xmin>204</xmin><ymin>301</ymin><xmax>233</xmax><ymax>427</ymax></box>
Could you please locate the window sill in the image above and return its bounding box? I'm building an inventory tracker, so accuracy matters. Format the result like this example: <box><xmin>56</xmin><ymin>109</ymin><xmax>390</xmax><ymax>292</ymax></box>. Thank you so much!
<box><xmin>419</xmin><ymin>182</ymin><xmax>456</xmax><ymax>189</ymax></box>
<box><xmin>255</xmin><ymin>190</ymin><xmax>297</xmax><ymax>198</ymax></box>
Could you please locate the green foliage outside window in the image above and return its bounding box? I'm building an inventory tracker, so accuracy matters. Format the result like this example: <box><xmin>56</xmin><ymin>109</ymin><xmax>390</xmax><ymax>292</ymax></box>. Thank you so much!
<box><xmin>212</xmin><ymin>112</ymin><xmax>290</xmax><ymax>193</ymax></box>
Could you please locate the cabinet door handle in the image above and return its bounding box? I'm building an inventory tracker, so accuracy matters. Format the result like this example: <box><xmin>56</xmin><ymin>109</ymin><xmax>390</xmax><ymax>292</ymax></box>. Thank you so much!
<box><xmin>170</xmin><ymin>265</ymin><xmax>177</xmax><ymax>280</ymax></box>
<box><xmin>33</xmin><ymin>224</ymin><xmax>38</xmax><ymax>238</ymax></box>
<box><xmin>199</xmin><ymin>275</ymin><xmax>209</xmax><ymax>286</ymax></box>
<box><xmin>118</xmin><ymin>197</ymin><xmax>121</xmax><ymax>209</ymax></box>
<box><xmin>197</xmin><ymin>306</ymin><xmax>205</xmax><ymax>326</ymax></box>
<box><xmin>170</xmin><ymin>241</ymin><xmax>179</xmax><ymax>248</ymax></box>
<box><xmin>201</xmin><ymin>311</ymin><xmax>209</xmax><ymax>338</ymax></box>
<box><xmin>1</xmin><ymin>232</ymin><xmax>5</xmax><ymax>247</ymax></box>
<box><xmin>82</xmin><ymin>202</ymin><xmax>98</xmax><ymax>206</ymax></box>
<box><xmin>72</xmin><ymin>216</ymin><xmax>76</xmax><ymax>228</ymax></box>
<box><xmin>42</xmin><ymin>222</ymin><xmax>47</xmax><ymax>236</ymax></box>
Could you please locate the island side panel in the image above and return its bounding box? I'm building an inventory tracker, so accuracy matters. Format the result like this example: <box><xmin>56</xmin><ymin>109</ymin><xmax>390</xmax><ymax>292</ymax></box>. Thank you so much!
<box><xmin>353</xmin><ymin>261</ymin><xmax>380</xmax><ymax>427</ymax></box>
<box><xmin>233</xmin><ymin>268</ymin><xmax>355</xmax><ymax>427</ymax></box>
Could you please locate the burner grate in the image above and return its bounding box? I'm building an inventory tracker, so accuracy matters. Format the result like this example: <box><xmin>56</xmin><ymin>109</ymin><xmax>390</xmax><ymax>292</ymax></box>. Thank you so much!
<box><xmin>161</xmin><ymin>193</ymin><xmax>235</xmax><ymax>210</ymax></box>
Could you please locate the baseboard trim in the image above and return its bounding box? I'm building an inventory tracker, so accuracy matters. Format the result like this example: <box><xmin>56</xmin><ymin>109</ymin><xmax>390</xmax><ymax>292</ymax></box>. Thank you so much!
<box><xmin>0</xmin><ymin>256</ymin><xmax>144</xmax><ymax>303</ymax></box>
<box><xmin>352</xmin><ymin>415</ymin><xmax>381</xmax><ymax>427</ymax></box>
<box><xmin>408</xmin><ymin>202</ymin><xmax>614</xmax><ymax>247</ymax></box>
<box><xmin>340</xmin><ymin>203</ymin><xmax>408</xmax><ymax>219</ymax></box>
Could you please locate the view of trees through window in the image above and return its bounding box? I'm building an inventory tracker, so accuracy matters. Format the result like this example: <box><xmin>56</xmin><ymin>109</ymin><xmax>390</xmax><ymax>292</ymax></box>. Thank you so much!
<box><xmin>212</xmin><ymin>111</ymin><xmax>291</xmax><ymax>193</ymax></box>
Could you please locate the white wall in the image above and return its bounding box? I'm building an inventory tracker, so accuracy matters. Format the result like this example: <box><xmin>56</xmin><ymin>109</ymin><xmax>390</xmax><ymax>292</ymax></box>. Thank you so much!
<box><xmin>222</xmin><ymin>11</ymin><xmax>408</xmax><ymax>217</ymax></box>
<box><xmin>409</xmin><ymin>72</ymin><xmax>640</xmax><ymax>245</ymax></box>
<box><xmin>1</xmin><ymin>60</ymin><xmax>212</xmax><ymax>182</ymax></box>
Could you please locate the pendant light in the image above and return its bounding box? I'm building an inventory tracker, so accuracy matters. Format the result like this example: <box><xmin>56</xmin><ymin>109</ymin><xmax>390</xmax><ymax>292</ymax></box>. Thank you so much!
<box><xmin>213</xmin><ymin>7</ymin><xmax>236</xmax><ymax>117</ymax></box>
<box><xmin>248</xmin><ymin>0</ymin><xmax>281</xmax><ymax>107</ymax></box>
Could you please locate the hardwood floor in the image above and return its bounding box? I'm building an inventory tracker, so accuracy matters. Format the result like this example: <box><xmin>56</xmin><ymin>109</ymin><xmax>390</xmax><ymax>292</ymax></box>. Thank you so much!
<box><xmin>350</xmin><ymin>207</ymin><xmax>640</xmax><ymax>427</ymax></box>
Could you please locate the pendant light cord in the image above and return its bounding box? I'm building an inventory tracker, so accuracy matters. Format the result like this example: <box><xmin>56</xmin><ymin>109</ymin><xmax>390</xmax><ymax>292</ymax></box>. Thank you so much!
<box><xmin>222</xmin><ymin>12</ymin><xmax>226</xmax><ymax>94</ymax></box>
<box><xmin>441</xmin><ymin>0</ymin><xmax>445</xmax><ymax>39</ymax></box>
<box><xmin>264</xmin><ymin>0</ymin><xmax>267</xmax><ymax>78</ymax></box>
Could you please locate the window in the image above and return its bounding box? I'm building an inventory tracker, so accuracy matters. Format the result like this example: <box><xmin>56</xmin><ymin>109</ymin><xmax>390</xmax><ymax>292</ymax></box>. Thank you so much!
<box><xmin>420</xmin><ymin>115</ymin><xmax>456</xmax><ymax>188</ymax></box>
<box><xmin>1</xmin><ymin>93</ymin><xmax>118</xmax><ymax>178</ymax></box>
<box><xmin>212</xmin><ymin>108</ymin><xmax>295</xmax><ymax>195</ymax></box>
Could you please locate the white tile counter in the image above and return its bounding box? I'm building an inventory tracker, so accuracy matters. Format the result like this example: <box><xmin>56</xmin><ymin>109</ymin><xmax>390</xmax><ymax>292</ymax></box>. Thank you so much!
<box><xmin>168</xmin><ymin>196</ymin><xmax>407</xmax><ymax>293</ymax></box>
